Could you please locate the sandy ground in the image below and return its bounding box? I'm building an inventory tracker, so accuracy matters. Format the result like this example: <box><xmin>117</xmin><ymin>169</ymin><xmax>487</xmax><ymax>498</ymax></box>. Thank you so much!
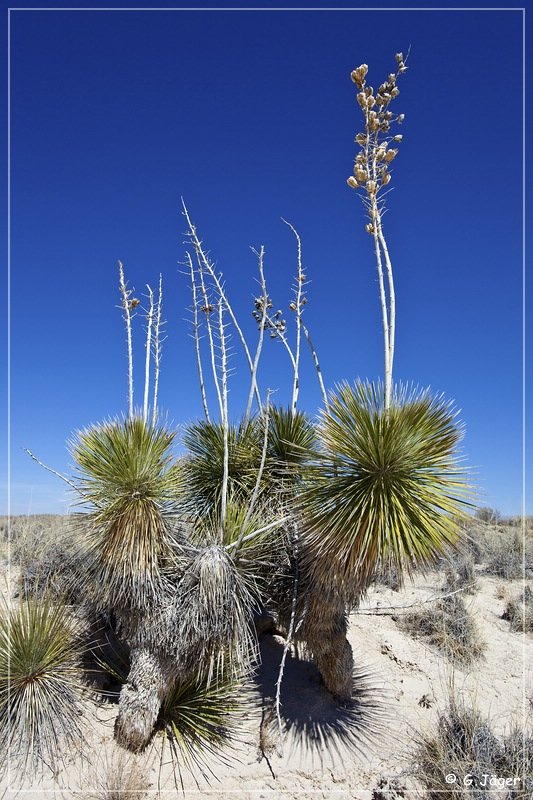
<box><xmin>1</xmin><ymin>555</ymin><xmax>531</xmax><ymax>799</ymax></box>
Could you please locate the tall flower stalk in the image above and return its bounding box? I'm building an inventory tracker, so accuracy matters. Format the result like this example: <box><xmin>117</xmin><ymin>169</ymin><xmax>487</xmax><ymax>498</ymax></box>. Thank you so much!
<box><xmin>347</xmin><ymin>53</ymin><xmax>409</xmax><ymax>410</ymax></box>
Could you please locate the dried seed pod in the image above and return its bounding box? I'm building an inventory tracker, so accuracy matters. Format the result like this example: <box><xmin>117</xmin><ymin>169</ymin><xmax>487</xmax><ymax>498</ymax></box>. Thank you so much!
<box><xmin>366</xmin><ymin>179</ymin><xmax>377</xmax><ymax>195</ymax></box>
<box><xmin>385</xmin><ymin>148</ymin><xmax>398</xmax><ymax>162</ymax></box>
<box><xmin>289</xmin><ymin>302</ymin><xmax>296</xmax><ymax>311</ymax></box>
<box><xmin>390</xmin><ymin>86</ymin><xmax>400</xmax><ymax>98</ymax></box>
<box><xmin>376</xmin><ymin>146</ymin><xmax>387</xmax><ymax>161</ymax></box>
<box><xmin>393</xmin><ymin>134</ymin><xmax>403</xmax><ymax>142</ymax></box>
<box><xmin>357</xmin><ymin>92</ymin><xmax>367</xmax><ymax>109</ymax></box>
<box><xmin>395</xmin><ymin>52</ymin><xmax>404</xmax><ymax>63</ymax></box>
<box><xmin>381</xmin><ymin>171</ymin><xmax>391</xmax><ymax>186</ymax></box>
<box><xmin>355</xmin><ymin>133</ymin><xmax>367</xmax><ymax>145</ymax></box>
<box><xmin>354</xmin><ymin>166</ymin><xmax>367</xmax><ymax>182</ymax></box>
<box><xmin>351</xmin><ymin>64</ymin><xmax>368</xmax><ymax>86</ymax></box>
<box><xmin>397</xmin><ymin>113</ymin><xmax>405</xmax><ymax>123</ymax></box>
<box><xmin>366</xmin><ymin>223</ymin><xmax>374</xmax><ymax>234</ymax></box>
<box><xmin>347</xmin><ymin>176</ymin><xmax>358</xmax><ymax>189</ymax></box>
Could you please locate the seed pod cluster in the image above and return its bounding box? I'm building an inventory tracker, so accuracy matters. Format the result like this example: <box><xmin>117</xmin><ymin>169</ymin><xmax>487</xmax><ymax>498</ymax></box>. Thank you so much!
<box><xmin>346</xmin><ymin>53</ymin><xmax>408</xmax><ymax>219</ymax></box>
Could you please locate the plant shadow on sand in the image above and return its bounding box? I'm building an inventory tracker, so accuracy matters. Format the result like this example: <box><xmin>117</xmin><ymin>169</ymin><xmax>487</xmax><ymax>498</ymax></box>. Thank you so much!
<box><xmin>254</xmin><ymin>631</ymin><xmax>387</xmax><ymax>768</ymax></box>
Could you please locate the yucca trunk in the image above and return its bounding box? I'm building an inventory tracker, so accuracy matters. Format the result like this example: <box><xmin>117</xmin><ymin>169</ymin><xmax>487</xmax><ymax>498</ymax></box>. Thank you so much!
<box><xmin>296</xmin><ymin>582</ymin><xmax>354</xmax><ymax>702</ymax></box>
<box><xmin>115</xmin><ymin>647</ymin><xmax>178</xmax><ymax>752</ymax></box>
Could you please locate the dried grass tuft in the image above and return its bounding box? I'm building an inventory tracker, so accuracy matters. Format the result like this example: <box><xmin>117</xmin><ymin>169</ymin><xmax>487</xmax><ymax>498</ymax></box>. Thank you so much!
<box><xmin>399</xmin><ymin>594</ymin><xmax>485</xmax><ymax>666</ymax></box>
<box><xmin>413</xmin><ymin>692</ymin><xmax>533</xmax><ymax>798</ymax></box>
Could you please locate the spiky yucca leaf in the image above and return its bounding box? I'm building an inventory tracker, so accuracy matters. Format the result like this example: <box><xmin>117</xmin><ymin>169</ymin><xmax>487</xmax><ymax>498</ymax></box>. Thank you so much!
<box><xmin>300</xmin><ymin>380</ymin><xmax>471</xmax><ymax>597</ymax></box>
<box><xmin>180</xmin><ymin>419</ymin><xmax>263</xmax><ymax>513</ymax></box>
<box><xmin>70</xmin><ymin>416</ymin><xmax>182</xmax><ymax>611</ymax></box>
<box><xmin>0</xmin><ymin>597</ymin><xmax>85</xmax><ymax>780</ymax></box>
<box><xmin>159</xmin><ymin>674</ymin><xmax>250</xmax><ymax>790</ymax></box>
<box><xmin>264</xmin><ymin>405</ymin><xmax>317</xmax><ymax>486</ymax></box>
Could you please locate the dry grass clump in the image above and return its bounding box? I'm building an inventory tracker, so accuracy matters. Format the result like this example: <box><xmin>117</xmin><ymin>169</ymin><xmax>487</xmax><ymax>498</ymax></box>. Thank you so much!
<box><xmin>501</xmin><ymin>584</ymin><xmax>533</xmax><ymax>633</ymax></box>
<box><xmin>413</xmin><ymin>694</ymin><xmax>533</xmax><ymax>798</ymax></box>
<box><xmin>399</xmin><ymin>595</ymin><xmax>485</xmax><ymax>666</ymax></box>
<box><xmin>443</xmin><ymin>552</ymin><xmax>479</xmax><ymax>595</ymax></box>
<box><xmin>85</xmin><ymin>749</ymin><xmax>150</xmax><ymax>800</ymax></box>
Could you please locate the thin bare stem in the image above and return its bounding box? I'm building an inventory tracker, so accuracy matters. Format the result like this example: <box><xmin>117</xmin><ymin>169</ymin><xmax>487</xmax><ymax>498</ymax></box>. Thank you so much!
<box><xmin>118</xmin><ymin>261</ymin><xmax>134</xmax><ymax>418</ymax></box>
<box><xmin>225</xmin><ymin>515</ymin><xmax>290</xmax><ymax>551</ymax></box>
<box><xmin>371</xmin><ymin>201</ymin><xmax>391</xmax><ymax>410</ymax></box>
<box><xmin>24</xmin><ymin>449</ymin><xmax>83</xmax><ymax>496</ymax></box>
<box><xmin>377</xmin><ymin>221</ymin><xmax>395</xmax><ymax>408</ymax></box>
<box><xmin>235</xmin><ymin>391</ymin><xmax>271</xmax><ymax>555</ymax></box>
<box><xmin>301</xmin><ymin>322</ymin><xmax>328</xmax><ymax>408</ymax></box>
<box><xmin>356</xmin><ymin>584</ymin><xmax>477</xmax><ymax>615</ymax></box>
<box><xmin>182</xmin><ymin>199</ymin><xmax>262</xmax><ymax>411</ymax></box>
<box><xmin>282</xmin><ymin>219</ymin><xmax>303</xmax><ymax>416</ymax></box>
<box><xmin>186</xmin><ymin>252</ymin><xmax>211</xmax><ymax>423</ymax></box>
<box><xmin>195</xmin><ymin>249</ymin><xmax>223</xmax><ymax>420</ymax></box>
<box><xmin>218</xmin><ymin>298</ymin><xmax>229</xmax><ymax>537</ymax></box>
<box><xmin>245</xmin><ymin>246</ymin><xmax>267</xmax><ymax>424</ymax></box>
<box><xmin>143</xmin><ymin>284</ymin><xmax>154</xmax><ymax>424</ymax></box>
<box><xmin>275</xmin><ymin>525</ymin><xmax>304</xmax><ymax>742</ymax></box>
<box><xmin>266</xmin><ymin>312</ymin><xmax>297</xmax><ymax>371</ymax></box>
<box><xmin>151</xmin><ymin>274</ymin><xmax>164</xmax><ymax>425</ymax></box>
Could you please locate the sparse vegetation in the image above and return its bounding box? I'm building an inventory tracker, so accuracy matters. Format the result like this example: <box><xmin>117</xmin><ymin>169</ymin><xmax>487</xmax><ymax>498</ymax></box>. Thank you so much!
<box><xmin>502</xmin><ymin>584</ymin><xmax>533</xmax><ymax>633</ymax></box>
<box><xmin>85</xmin><ymin>749</ymin><xmax>151</xmax><ymax>800</ymax></box>
<box><xmin>399</xmin><ymin>595</ymin><xmax>485</xmax><ymax>666</ymax></box>
<box><xmin>413</xmin><ymin>693</ymin><xmax>533</xmax><ymax>798</ymax></box>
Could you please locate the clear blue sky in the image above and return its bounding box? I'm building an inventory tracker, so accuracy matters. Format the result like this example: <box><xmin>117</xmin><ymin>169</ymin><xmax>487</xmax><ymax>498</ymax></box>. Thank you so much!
<box><xmin>3</xmin><ymin>4</ymin><xmax>528</xmax><ymax>516</ymax></box>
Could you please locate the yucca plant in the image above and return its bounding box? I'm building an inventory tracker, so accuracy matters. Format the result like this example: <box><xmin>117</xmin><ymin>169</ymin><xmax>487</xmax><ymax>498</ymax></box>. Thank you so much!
<box><xmin>300</xmin><ymin>380</ymin><xmax>470</xmax><ymax>601</ymax></box>
<box><xmin>0</xmin><ymin>596</ymin><xmax>86</xmax><ymax>781</ymax></box>
<box><xmin>180</xmin><ymin>419</ymin><xmax>263</xmax><ymax>514</ymax></box>
<box><xmin>70</xmin><ymin>415</ymin><xmax>183</xmax><ymax>613</ymax></box>
<box><xmin>158</xmin><ymin>673</ymin><xmax>251</xmax><ymax>790</ymax></box>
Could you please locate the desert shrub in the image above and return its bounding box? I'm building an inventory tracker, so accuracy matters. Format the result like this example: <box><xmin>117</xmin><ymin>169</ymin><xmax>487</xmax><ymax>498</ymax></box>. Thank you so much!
<box><xmin>413</xmin><ymin>694</ymin><xmax>533</xmax><ymax>798</ymax></box>
<box><xmin>501</xmin><ymin>584</ymin><xmax>533</xmax><ymax>633</ymax></box>
<box><xmin>399</xmin><ymin>595</ymin><xmax>485</xmax><ymax>666</ymax></box>
<box><xmin>462</xmin><ymin>517</ymin><xmax>533</xmax><ymax>578</ymax></box>
<box><xmin>484</xmin><ymin>527</ymin><xmax>532</xmax><ymax>579</ymax></box>
<box><xmin>475</xmin><ymin>507</ymin><xmax>501</xmax><ymax>525</ymax></box>
<box><xmin>8</xmin><ymin>514</ymin><xmax>85</xmax><ymax>602</ymax></box>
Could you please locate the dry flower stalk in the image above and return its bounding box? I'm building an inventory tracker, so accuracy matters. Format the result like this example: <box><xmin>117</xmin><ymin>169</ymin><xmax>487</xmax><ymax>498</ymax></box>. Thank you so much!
<box><xmin>347</xmin><ymin>51</ymin><xmax>409</xmax><ymax>410</ymax></box>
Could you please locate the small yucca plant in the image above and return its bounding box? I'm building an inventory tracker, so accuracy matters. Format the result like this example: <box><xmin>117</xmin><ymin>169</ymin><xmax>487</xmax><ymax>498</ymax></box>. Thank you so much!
<box><xmin>70</xmin><ymin>415</ymin><xmax>183</xmax><ymax>612</ymax></box>
<box><xmin>158</xmin><ymin>674</ymin><xmax>250</xmax><ymax>790</ymax></box>
<box><xmin>0</xmin><ymin>597</ymin><xmax>86</xmax><ymax>781</ymax></box>
<box><xmin>300</xmin><ymin>380</ymin><xmax>471</xmax><ymax>599</ymax></box>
